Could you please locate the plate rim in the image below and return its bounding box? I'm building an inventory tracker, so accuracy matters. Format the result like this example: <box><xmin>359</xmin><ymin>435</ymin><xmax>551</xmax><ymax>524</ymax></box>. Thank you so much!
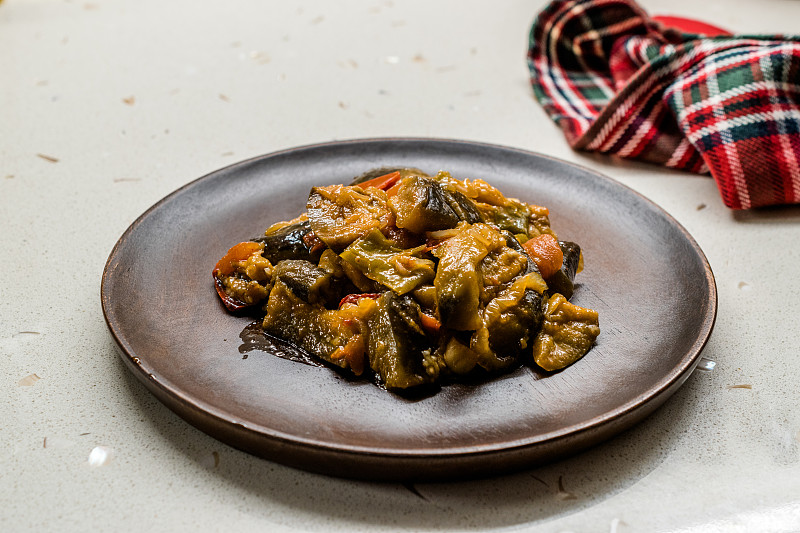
<box><xmin>101</xmin><ymin>137</ymin><xmax>717</xmax><ymax>465</ymax></box>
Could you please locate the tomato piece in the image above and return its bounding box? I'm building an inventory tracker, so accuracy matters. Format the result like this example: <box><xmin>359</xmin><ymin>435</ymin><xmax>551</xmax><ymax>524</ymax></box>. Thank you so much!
<box><xmin>522</xmin><ymin>234</ymin><xmax>564</xmax><ymax>280</ymax></box>
<box><xmin>359</xmin><ymin>170</ymin><xmax>401</xmax><ymax>191</ymax></box>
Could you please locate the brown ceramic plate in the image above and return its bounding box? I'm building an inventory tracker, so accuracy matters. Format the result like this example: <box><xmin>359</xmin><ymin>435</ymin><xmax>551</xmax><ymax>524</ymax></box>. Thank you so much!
<box><xmin>101</xmin><ymin>139</ymin><xmax>716</xmax><ymax>481</ymax></box>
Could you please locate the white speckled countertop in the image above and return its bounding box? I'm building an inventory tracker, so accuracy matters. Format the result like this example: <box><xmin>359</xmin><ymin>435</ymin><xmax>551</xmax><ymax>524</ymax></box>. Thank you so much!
<box><xmin>3</xmin><ymin>0</ymin><xmax>800</xmax><ymax>531</ymax></box>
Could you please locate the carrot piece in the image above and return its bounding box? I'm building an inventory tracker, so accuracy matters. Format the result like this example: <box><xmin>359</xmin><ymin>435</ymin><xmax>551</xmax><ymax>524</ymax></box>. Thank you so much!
<box><xmin>213</xmin><ymin>241</ymin><xmax>263</xmax><ymax>276</ymax></box>
<box><xmin>359</xmin><ymin>170</ymin><xmax>401</xmax><ymax>191</ymax></box>
<box><xmin>522</xmin><ymin>234</ymin><xmax>563</xmax><ymax>279</ymax></box>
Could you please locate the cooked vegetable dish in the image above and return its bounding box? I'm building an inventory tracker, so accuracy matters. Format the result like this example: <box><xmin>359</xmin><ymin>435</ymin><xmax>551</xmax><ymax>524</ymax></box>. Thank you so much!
<box><xmin>213</xmin><ymin>168</ymin><xmax>600</xmax><ymax>391</ymax></box>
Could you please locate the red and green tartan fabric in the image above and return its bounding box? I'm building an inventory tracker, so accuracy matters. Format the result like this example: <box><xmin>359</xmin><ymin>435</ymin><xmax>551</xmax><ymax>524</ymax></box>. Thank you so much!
<box><xmin>527</xmin><ymin>0</ymin><xmax>800</xmax><ymax>209</ymax></box>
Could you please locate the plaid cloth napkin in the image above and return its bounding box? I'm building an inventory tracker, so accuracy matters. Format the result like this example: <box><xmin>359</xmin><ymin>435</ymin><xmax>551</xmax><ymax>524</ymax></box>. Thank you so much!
<box><xmin>527</xmin><ymin>0</ymin><xmax>800</xmax><ymax>209</ymax></box>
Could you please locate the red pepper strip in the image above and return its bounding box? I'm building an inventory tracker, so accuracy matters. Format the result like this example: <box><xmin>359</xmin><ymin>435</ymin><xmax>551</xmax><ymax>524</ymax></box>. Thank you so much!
<box><xmin>339</xmin><ymin>293</ymin><xmax>382</xmax><ymax>308</ymax></box>
<box><xmin>419</xmin><ymin>311</ymin><xmax>441</xmax><ymax>336</ymax></box>
<box><xmin>213</xmin><ymin>277</ymin><xmax>251</xmax><ymax>312</ymax></box>
<box><xmin>359</xmin><ymin>170</ymin><xmax>401</xmax><ymax>191</ymax></box>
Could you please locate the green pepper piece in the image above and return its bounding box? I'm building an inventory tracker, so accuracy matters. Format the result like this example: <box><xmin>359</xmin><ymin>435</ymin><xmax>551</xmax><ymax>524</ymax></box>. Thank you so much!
<box><xmin>340</xmin><ymin>229</ymin><xmax>435</xmax><ymax>295</ymax></box>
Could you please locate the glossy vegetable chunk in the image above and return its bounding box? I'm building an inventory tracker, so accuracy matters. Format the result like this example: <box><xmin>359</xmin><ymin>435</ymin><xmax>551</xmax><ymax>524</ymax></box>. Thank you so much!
<box><xmin>431</xmin><ymin>223</ymin><xmax>511</xmax><ymax>330</ymax></box>
<box><xmin>475</xmin><ymin>197</ymin><xmax>531</xmax><ymax>236</ymax></box>
<box><xmin>441</xmin><ymin>337</ymin><xmax>480</xmax><ymax>375</ymax></box>
<box><xmin>522</xmin><ymin>233</ymin><xmax>564</xmax><ymax>280</ymax></box>
<box><xmin>388</xmin><ymin>177</ymin><xmax>460</xmax><ymax>233</ymax></box>
<box><xmin>472</xmin><ymin>275</ymin><xmax>546</xmax><ymax>371</ymax></box>
<box><xmin>273</xmin><ymin>259</ymin><xmax>341</xmax><ymax>307</ymax></box>
<box><xmin>262</xmin><ymin>279</ymin><xmax>373</xmax><ymax>374</ymax></box>
<box><xmin>366</xmin><ymin>292</ymin><xmax>433</xmax><ymax>390</ymax></box>
<box><xmin>471</xmin><ymin>234</ymin><xmax>547</xmax><ymax>371</ymax></box>
<box><xmin>340</xmin><ymin>229</ymin><xmax>435</xmax><ymax>295</ymax></box>
<box><xmin>252</xmin><ymin>220</ymin><xmax>324</xmax><ymax>264</ymax></box>
<box><xmin>307</xmin><ymin>184</ymin><xmax>392</xmax><ymax>251</ymax></box>
<box><xmin>213</xmin><ymin>242</ymin><xmax>273</xmax><ymax>311</ymax></box>
<box><xmin>443</xmin><ymin>190</ymin><xmax>483</xmax><ymax>225</ymax></box>
<box><xmin>533</xmin><ymin>294</ymin><xmax>600</xmax><ymax>371</ymax></box>
<box><xmin>433</xmin><ymin>172</ymin><xmax>531</xmax><ymax>234</ymax></box>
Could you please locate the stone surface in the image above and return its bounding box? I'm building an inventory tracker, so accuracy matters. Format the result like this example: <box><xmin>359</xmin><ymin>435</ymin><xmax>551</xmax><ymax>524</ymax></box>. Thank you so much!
<box><xmin>2</xmin><ymin>0</ymin><xmax>800</xmax><ymax>531</ymax></box>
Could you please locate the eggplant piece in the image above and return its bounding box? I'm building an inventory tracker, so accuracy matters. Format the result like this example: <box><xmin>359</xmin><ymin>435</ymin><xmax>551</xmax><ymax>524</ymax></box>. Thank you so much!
<box><xmin>476</xmin><ymin>284</ymin><xmax>544</xmax><ymax>371</ymax></box>
<box><xmin>251</xmin><ymin>220</ymin><xmax>324</xmax><ymax>264</ymax></box>
<box><xmin>432</xmin><ymin>224</ymin><xmax>538</xmax><ymax>331</ymax></box>
<box><xmin>366</xmin><ymin>292</ymin><xmax>433</xmax><ymax>390</ymax></box>
<box><xmin>443</xmin><ymin>190</ymin><xmax>483</xmax><ymax>224</ymax></box>
<box><xmin>262</xmin><ymin>279</ymin><xmax>374</xmax><ymax>374</ymax></box>
<box><xmin>560</xmin><ymin>241</ymin><xmax>581</xmax><ymax>280</ymax></box>
<box><xmin>533</xmin><ymin>293</ymin><xmax>599</xmax><ymax>371</ymax></box>
<box><xmin>213</xmin><ymin>241</ymin><xmax>273</xmax><ymax>311</ymax></box>
<box><xmin>545</xmin><ymin>241</ymin><xmax>581</xmax><ymax>299</ymax></box>
<box><xmin>262</xmin><ymin>280</ymin><xmax>351</xmax><ymax>370</ymax></box>
<box><xmin>273</xmin><ymin>259</ymin><xmax>342</xmax><ymax>307</ymax></box>
<box><xmin>479</xmin><ymin>232</ymin><xmax>532</xmax><ymax>298</ymax></box>
<box><xmin>431</xmin><ymin>224</ymin><xmax>508</xmax><ymax>331</ymax></box>
<box><xmin>388</xmin><ymin>177</ymin><xmax>460</xmax><ymax>233</ymax></box>
<box><xmin>307</xmin><ymin>184</ymin><xmax>393</xmax><ymax>251</ymax></box>
<box><xmin>469</xmin><ymin>231</ymin><xmax>547</xmax><ymax>371</ymax></box>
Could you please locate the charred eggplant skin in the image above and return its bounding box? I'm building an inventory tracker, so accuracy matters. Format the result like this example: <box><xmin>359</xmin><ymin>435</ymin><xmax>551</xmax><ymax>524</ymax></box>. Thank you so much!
<box><xmin>444</xmin><ymin>190</ymin><xmax>483</xmax><ymax>224</ymax></box>
<box><xmin>262</xmin><ymin>280</ymin><xmax>349</xmax><ymax>369</ymax></box>
<box><xmin>560</xmin><ymin>241</ymin><xmax>581</xmax><ymax>281</ymax></box>
<box><xmin>389</xmin><ymin>177</ymin><xmax>460</xmax><ymax>233</ymax></box>
<box><xmin>486</xmin><ymin>288</ymin><xmax>544</xmax><ymax>358</ymax></box>
<box><xmin>367</xmin><ymin>292</ymin><xmax>432</xmax><ymax>390</ymax></box>
<box><xmin>273</xmin><ymin>259</ymin><xmax>341</xmax><ymax>306</ymax></box>
<box><xmin>251</xmin><ymin>220</ymin><xmax>323</xmax><ymax>264</ymax></box>
<box><xmin>545</xmin><ymin>241</ymin><xmax>581</xmax><ymax>299</ymax></box>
